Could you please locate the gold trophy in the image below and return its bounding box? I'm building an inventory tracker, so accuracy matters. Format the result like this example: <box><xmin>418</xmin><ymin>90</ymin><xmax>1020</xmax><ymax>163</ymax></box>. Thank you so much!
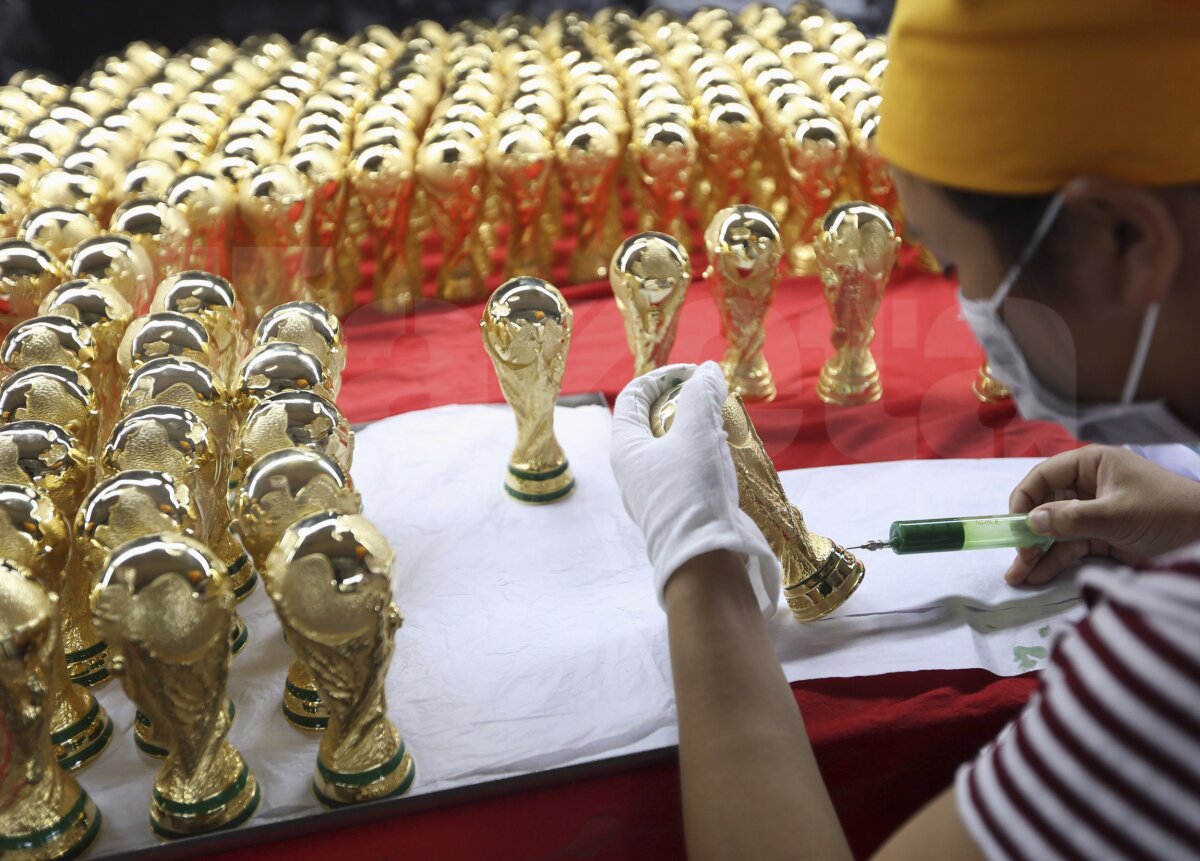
<box><xmin>66</xmin><ymin>232</ymin><xmax>155</xmax><ymax>316</ymax></box>
<box><xmin>0</xmin><ymin>566</ymin><xmax>103</xmax><ymax>860</ymax></box>
<box><xmin>230</xmin><ymin>389</ymin><xmax>354</xmax><ymax>487</ymax></box>
<box><xmin>630</xmin><ymin>119</ymin><xmax>696</xmax><ymax>240</ymax></box>
<box><xmin>76</xmin><ymin>469</ymin><xmax>203</xmax><ymax>757</ymax></box>
<box><xmin>0</xmin><ymin>239</ymin><xmax>64</xmax><ymax>330</ymax></box>
<box><xmin>416</xmin><ymin>135</ymin><xmax>487</xmax><ymax>303</ymax></box>
<box><xmin>237</xmin><ymin>162</ymin><xmax>312</xmax><ymax>323</ymax></box>
<box><xmin>0</xmin><ymin>423</ymin><xmax>110</xmax><ymax>689</ymax></box>
<box><xmin>780</xmin><ymin>115</ymin><xmax>848</xmax><ymax>274</ymax></box>
<box><xmin>814</xmin><ymin>201</ymin><xmax>899</xmax><ymax>406</ymax></box>
<box><xmin>92</xmin><ymin>534</ymin><xmax>261</xmax><ymax>837</ymax></box>
<box><xmin>650</xmin><ymin>384</ymin><xmax>864</xmax><ymax>620</ymax></box>
<box><xmin>488</xmin><ymin>124</ymin><xmax>555</xmax><ymax>278</ymax></box>
<box><xmin>233</xmin><ymin>342</ymin><xmax>336</xmax><ymax>417</ymax></box>
<box><xmin>609</xmin><ymin>232</ymin><xmax>690</xmax><ymax>376</ymax></box>
<box><xmin>150</xmin><ymin>271</ymin><xmax>244</xmax><ymax>385</ymax></box>
<box><xmin>0</xmin><ymin>364</ymin><xmax>101</xmax><ymax>456</ymax></box>
<box><xmin>973</xmin><ymin>362</ymin><xmax>1011</xmax><ymax>403</ymax></box>
<box><xmin>556</xmin><ymin>119</ymin><xmax>622</xmax><ymax>283</ymax></box>
<box><xmin>289</xmin><ymin>146</ymin><xmax>349</xmax><ymax>312</ymax></box>
<box><xmin>707</xmin><ymin>205</ymin><xmax>783</xmax><ymax>402</ymax></box>
<box><xmin>232</xmin><ymin>449</ymin><xmax>361</xmax><ymax>731</ymax></box>
<box><xmin>1</xmin><ymin>315</ymin><xmax>96</xmax><ymax>376</ymax></box>
<box><xmin>481</xmin><ymin>277</ymin><xmax>575</xmax><ymax>504</ymax></box>
<box><xmin>110</xmin><ymin>197</ymin><xmax>192</xmax><ymax>286</ymax></box>
<box><xmin>254</xmin><ymin>301</ymin><xmax>346</xmax><ymax>397</ymax></box>
<box><xmin>264</xmin><ymin>511</ymin><xmax>415</xmax><ymax>806</ymax></box>
<box><xmin>349</xmin><ymin>140</ymin><xmax>422</xmax><ymax>314</ymax></box>
<box><xmin>117</xmin><ymin>311</ymin><xmax>215</xmax><ymax>380</ymax></box>
<box><xmin>20</xmin><ymin>206</ymin><xmax>102</xmax><ymax>262</ymax></box>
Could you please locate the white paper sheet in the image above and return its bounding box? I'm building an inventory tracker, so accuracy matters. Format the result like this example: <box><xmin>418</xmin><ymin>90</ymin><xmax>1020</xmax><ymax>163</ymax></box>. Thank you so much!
<box><xmin>81</xmin><ymin>403</ymin><xmax>1081</xmax><ymax>856</ymax></box>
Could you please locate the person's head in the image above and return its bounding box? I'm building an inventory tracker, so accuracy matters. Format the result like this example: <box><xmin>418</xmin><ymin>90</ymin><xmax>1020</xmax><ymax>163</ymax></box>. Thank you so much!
<box><xmin>879</xmin><ymin>0</ymin><xmax>1200</xmax><ymax>442</ymax></box>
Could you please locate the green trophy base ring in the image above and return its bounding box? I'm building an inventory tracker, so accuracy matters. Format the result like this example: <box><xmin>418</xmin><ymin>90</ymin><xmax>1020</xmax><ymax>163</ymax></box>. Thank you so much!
<box><xmin>0</xmin><ymin>789</ymin><xmax>102</xmax><ymax>861</ymax></box>
<box><xmin>282</xmin><ymin>678</ymin><xmax>329</xmax><ymax>732</ymax></box>
<box><xmin>312</xmin><ymin>744</ymin><xmax>415</xmax><ymax>808</ymax></box>
<box><xmin>53</xmin><ymin>696</ymin><xmax>114</xmax><ymax>772</ymax></box>
<box><xmin>504</xmin><ymin>461</ymin><xmax>575</xmax><ymax>505</ymax></box>
<box><xmin>150</xmin><ymin>764</ymin><xmax>261</xmax><ymax>840</ymax></box>
<box><xmin>64</xmin><ymin>639</ymin><xmax>110</xmax><ymax>688</ymax></box>
<box><xmin>230</xmin><ymin>558</ymin><xmax>258</xmax><ymax>601</ymax></box>
<box><xmin>231</xmin><ymin>614</ymin><xmax>249</xmax><ymax>656</ymax></box>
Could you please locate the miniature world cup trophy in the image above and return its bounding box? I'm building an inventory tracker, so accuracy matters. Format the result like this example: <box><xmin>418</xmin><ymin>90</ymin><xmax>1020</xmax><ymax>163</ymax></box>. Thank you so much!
<box><xmin>265</xmin><ymin>512</ymin><xmax>415</xmax><ymax>806</ymax></box>
<box><xmin>91</xmin><ymin>534</ymin><xmax>261</xmax><ymax>838</ymax></box>
<box><xmin>610</xmin><ymin>232</ymin><xmax>690</xmax><ymax>376</ymax></box>
<box><xmin>417</xmin><ymin>136</ymin><xmax>486</xmax><ymax>303</ymax></box>
<box><xmin>481</xmin><ymin>277</ymin><xmax>575</xmax><ymax>504</ymax></box>
<box><xmin>707</xmin><ymin>205</ymin><xmax>783</xmax><ymax>402</ymax></box>
<box><xmin>150</xmin><ymin>271</ymin><xmax>244</xmax><ymax>385</ymax></box>
<box><xmin>0</xmin><ymin>566</ymin><xmax>103</xmax><ymax>861</ymax></box>
<box><xmin>814</xmin><ymin>201</ymin><xmax>899</xmax><ymax>406</ymax></box>
<box><xmin>232</xmin><ymin>449</ymin><xmax>361</xmax><ymax>731</ymax></box>
<box><xmin>254</xmin><ymin>302</ymin><xmax>346</xmax><ymax>397</ymax></box>
<box><xmin>0</xmin><ymin>239</ymin><xmax>63</xmax><ymax>331</ymax></box>
<box><xmin>350</xmin><ymin>141</ymin><xmax>422</xmax><ymax>314</ymax></box>
<box><xmin>230</xmin><ymin>390</ymin><xmax>354</xmax><ymax>489</ymax></box>
<box><xmin>557</xmin><ymin>120</ymin><xmax>621</xmax><ymax>283</ymax></box>
<box><xmin>650</xmin><ymin>385</ymin><xmax>865</xmax><ymax>620</ymax></box>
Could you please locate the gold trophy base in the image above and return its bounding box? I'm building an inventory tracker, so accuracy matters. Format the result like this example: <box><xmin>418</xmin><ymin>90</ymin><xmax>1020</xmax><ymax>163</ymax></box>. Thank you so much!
<box><xmin>1</xmin><ymin>788</ymin><xmax>102</xmax><ymax>861</ymax></box>
<box><xmin>817</xmin><ymin>357</ymin><xmax>882</xmax><ymax>406</ymax></box>
<box><xmin>282</xmin><ymin>659</ymin><xmax>329</xmax><ymax>732</ymax></box>
<box><xmin>54</xmin><ymin>697</ymin><xmax>114</xmax><ymax>773</ymax></box>
<box><xmin>65</xmin><ymin>640</ymin><xmax>110</xmax><ymax>688</ymax></box>
<box><xmin>784</xmin><ymin>543</ymin><xmax>865</xmax><ymax>622</ymax></box>
<box><xmin>973</xmin><ymin>363</ymin><xmax>1011</xmax><ymax>403</ymax></box>
<box><xmin>504</xmin><ymin>461</ymin><xmax>576</xmax><ymax>505</ymax></box>
<box><xmin>229</xmin><ymin>555</ymin><xmax>258</xmax><ymax>602</ymax></box>
<box><xmin>151</xmin><ymin>760</ymin><xmax>261</xmax><ymax>840</ymax></box>
<box><xmin>312</xmin><ymin>738</ymin><xmax>416</xmax><ymax>808</ymax></box>
<box><xmin>722</xmin><ymin>354</ymin><xmax>776</xmax><ymax>403</ymax></box>
<box><xmin>232</xmin><ymin>613</ymin><xmax>248</xmax><ymax>655</ymax></box>
<box><xmin>136</xmin><ymin>700</ymin><xmax>236</xmax><ymax>759</ymax></box>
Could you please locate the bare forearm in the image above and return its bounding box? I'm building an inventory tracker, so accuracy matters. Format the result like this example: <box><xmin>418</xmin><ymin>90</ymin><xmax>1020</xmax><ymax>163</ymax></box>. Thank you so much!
<box><xmin>664</xmin><ymin>551</ymin><xmax>852</xmax><ymax>861</ymax></box>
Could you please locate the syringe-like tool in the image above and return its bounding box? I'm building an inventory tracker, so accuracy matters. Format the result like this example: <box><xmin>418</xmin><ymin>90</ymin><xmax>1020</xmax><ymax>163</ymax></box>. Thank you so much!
<box><xmin>848</xmin><ymin>514</ymin><xmax>1054</xmax><ymax>555</ymax></box>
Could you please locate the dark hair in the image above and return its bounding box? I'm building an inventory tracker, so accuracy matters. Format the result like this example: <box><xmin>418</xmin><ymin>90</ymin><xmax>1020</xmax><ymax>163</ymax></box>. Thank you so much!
<box><xmin>940</xmin><ymin>186</ymin><xmax>1055</xmax><ymax>269</ymax></box>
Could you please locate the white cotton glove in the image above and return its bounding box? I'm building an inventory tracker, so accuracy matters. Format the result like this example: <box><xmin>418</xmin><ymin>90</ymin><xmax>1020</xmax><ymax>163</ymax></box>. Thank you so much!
<box><xmin>610</xmin><ymin>361</ymin><xmax>782</xmax><ymax>616</ymax></box>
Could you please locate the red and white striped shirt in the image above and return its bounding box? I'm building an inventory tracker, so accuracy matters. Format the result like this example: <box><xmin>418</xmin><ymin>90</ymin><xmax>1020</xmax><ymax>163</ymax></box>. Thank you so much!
<box><xmin>957</xmin><ymin>549</ymin><xmax>1200</xmax><ymax>861</ymax></box>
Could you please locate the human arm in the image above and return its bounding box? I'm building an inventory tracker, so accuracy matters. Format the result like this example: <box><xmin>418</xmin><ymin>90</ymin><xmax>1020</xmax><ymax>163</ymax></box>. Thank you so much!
<box><xmin>1005</xmin><ymin>444</ymin><xmax>1200</xmax><ymax>585</ymax></box>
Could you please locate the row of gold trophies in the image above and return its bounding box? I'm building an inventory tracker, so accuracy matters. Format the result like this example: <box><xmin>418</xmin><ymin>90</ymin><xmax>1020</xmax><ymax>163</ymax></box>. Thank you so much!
<box><xmin>0</xmin><ymin>278</ymin><xmax>415</xmax><ymax>858</ymax></box>
<box><xmin>0</xmin><ymin>2</ymin><xmax>911</xmax><ymax>324</ymax></box>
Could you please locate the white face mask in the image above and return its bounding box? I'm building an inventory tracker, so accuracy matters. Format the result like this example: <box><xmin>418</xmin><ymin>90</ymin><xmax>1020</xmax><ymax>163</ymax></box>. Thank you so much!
<box><xmin>957</xmin><ymin>193</ymin><xmax>1197</xmax><ymax>445</ymax></box>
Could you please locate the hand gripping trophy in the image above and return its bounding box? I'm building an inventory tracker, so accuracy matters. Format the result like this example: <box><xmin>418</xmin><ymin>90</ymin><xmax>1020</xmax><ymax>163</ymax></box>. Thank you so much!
<box><xmin>481</xmin><ymin>277</ymin><xmax>575</xmax><ymax>504</ymax></box>
<box><xmin>265</xmin><ymin>511</ymin><xmax>415</xmax><ymax>806</ymax></box>
<box><xmin>610</xmin><ymin>232</ymin><xmax>690</xmax><ymax>377</ymax></box>
<box><xmin>91</xmin><ymin>534</ymin><xmax>261</xmax><ymax>838</ymax></box>
<box><xmin>650</xmin><ymin>385</ymin><xmax>865</xmax><ymax>621</ymax></box>
<box><xmin>814</xmin><ymin>201</ymin><xmax>899</xmax><ymax>406</ymax></box>
<box><xmin>707</xmin><ymin>205</ymin><xmax>784</xmax><ymax>402</ymax></box>
<box><xmin>0</xmin><ymin>565</ymin><xmax>103</xmax><ymax>861</ymax></box>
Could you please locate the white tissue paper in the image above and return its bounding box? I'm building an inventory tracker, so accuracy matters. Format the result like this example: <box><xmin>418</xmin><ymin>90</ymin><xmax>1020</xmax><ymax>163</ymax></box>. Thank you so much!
<box><xmin>80</xmin><ymin>402</ymin><xmax>1081</xmax><ymax>857</ymax></box>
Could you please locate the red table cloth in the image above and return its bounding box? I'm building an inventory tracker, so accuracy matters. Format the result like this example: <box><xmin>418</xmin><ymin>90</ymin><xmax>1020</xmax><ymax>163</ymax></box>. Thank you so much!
<box><xmin>209</xmin><ymin>249</ymin><xmax>1078</xmax><ymax>861</ymax></box>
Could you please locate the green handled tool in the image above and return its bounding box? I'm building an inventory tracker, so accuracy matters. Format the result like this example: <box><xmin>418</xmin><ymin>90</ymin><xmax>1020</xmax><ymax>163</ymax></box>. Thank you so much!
<box><xmin>848</xmin><ymin>513</ymin><xmax>1054</xmax><ymax>555</ymax></box>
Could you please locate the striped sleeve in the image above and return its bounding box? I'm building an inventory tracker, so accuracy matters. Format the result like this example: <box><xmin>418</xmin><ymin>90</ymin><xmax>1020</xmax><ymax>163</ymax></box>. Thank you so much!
<box><xmin>956</xmin><ymin>552</ymin><xmax>1200</xmax><ymax>861</ymax></box>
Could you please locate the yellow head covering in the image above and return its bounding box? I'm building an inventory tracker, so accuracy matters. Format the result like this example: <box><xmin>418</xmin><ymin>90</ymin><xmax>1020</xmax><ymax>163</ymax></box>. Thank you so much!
<box><xmin>878</xmin><ymin>0</ymin><xmax>1200</xmax><ymax>194</ymax></box>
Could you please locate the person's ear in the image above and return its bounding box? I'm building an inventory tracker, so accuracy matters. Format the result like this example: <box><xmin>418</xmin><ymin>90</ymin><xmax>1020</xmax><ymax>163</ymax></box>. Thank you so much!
<box><xmin>1061</xmin><ymin>176</ymin><xmax>1181</xmax><ymax>306</ymax></box>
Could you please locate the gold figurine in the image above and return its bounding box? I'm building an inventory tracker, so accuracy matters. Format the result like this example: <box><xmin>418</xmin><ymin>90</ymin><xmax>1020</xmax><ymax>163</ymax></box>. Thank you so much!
<box><xmin>19</xmin><ymin>206</ymin><xmax>101</xmax><ymax>262</ymax></box>
<box><xmin>706</xmin><ymin>205</ymin><xmax>783</xmax><ymax>402</ymax></box>
<box><xmin>230</xmin><ymin>389</ymin><xmax>354</xmax><ymax>488</ymax></box>
<box><xmin>67</xmin><ymin>232</ymin><xmax>155</xmax><ymax>316</ymax></box>
<box><xmin>349</xmin><ymin>140</ymin><xmax>422</xmax><ymax>314</ymax></box>
<box><xmin>650</xmin><ymin>385</ymin><xmax>864</xmax><ymax>620</ymax></box>
<box><xmin>0</xmin><ymin>364</ymin><xmax>100</xmax><ymax>456</ymax></box>
<box><xmin>110</xmin><ymin>197</ymin><xmax>192</xmax><ymax>286</ymax></box>
<box><xmin>557</xmin><ymin>120</ymin><xmax>622</xmax><ymax>283</ymax></box>
<box><xmin>481</xmin><ymin>277</ymin><xmax>575</xmax><ymax>504</ymax></box>
<box><xmin>232</xmin><ymin>448</ymin><xmax>361</xmax><ymax>731</ymax></box>
<box><xmin>1</xmin><ymin>315</ymin><xmax>96</xmax><ymax>376</ymax></box>
<box><xmin>265</xmin><ymin>511</ymin><xmax>415</xmax><ymax>806</ymax></box>
<box><xmin>609</xmin><ymin>232</ymin><xmax>690</xmax><ymax>376</ymax></box>
<box><xmin>0</xmin><ymin>238</ymin><xmax>64</xmax><ymax>330</ymax></box>
<box><xmin>92</xmin><ymin>534</ymin><xmax>261</xmax><ymax>837</ymax></box>
<box><xmin>814</xmin><ymin>201</ymin><xmax>899</xmax><ymax>406</ymax></box>
<box><xmin>254</xmin><ymin>301</ymin><xmax>346</xmax><ymax>396</ymax></box>
<box><xmin>417</xmin><ymin>135</ymin><xmax>487</xmax><ymax>303</ymax></box>
<box><xmin>150</xmin><ymin>271</ymin><xmax>244</xmax><ymax>385</ymax></box>
<box><xmin>233</xmin><ymin>342</ymin><xmax>336</xmax><ymax>414</ymax></box>
<box><xmin>0</xmin><ymin>566</ymin><xmax>103</xmax><ymax>860</ymax></box>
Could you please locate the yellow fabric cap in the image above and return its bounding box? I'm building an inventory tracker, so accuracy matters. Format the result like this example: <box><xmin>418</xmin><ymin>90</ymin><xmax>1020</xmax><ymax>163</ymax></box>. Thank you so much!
<box><xmin>878</xmin><ymin>0</ymin><xmax>1200</xmax><ymax>194</ymax></box>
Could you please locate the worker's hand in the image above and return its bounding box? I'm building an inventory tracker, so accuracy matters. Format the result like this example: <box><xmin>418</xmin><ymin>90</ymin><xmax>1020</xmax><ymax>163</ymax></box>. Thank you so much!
<box><xmin>610</xmin><ymin>361</ymin><xmax>781</xmax><ymax>615</ymax></box>
<box><xmin>1006</xmin><ymin>445</ymin><xmax>1200</xmax><ymax>585</ymax></box>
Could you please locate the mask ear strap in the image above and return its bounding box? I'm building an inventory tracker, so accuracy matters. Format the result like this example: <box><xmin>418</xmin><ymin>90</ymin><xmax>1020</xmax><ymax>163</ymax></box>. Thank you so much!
<box><xmin>990</xmin><ymin>192</ymin><xmax>1067</xmax><ymax>309</ymax></box>
<box><xmin>1122</xmin><ymin>302</ymin><xmax>1161</xmax><ymax>404</ymax></box>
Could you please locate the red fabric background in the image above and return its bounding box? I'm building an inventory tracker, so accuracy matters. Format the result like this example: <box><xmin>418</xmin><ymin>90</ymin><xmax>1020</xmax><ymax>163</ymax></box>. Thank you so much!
<box><xmin>208</xmin><ymin>251</ymin><xmax>1079</xmax><ymax>861</ymax></box>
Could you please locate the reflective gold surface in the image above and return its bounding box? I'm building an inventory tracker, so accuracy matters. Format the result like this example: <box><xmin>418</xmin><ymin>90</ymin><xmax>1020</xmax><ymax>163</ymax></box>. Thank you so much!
<box><xmin>254</xmin><ymin>301</ymin><xmax>346</xmax><ymax>395</ymax></box>
<box><xmin>481</xmin><ymin>277</ymin><xmax>575</xmax><ymax>504</ymax></box>
<box><xmin>1</xmin><ymin>315</ymin><xmax>96</xmax><ymax>375</ymax></box>
<box><xmin>0</xmin><ymin>239</ymin><xmax>64</xmax><ymax>328</ymax></box>
<box><xmin>706</xmin><ymin>205</ymin><xmax>782</xmax><ymax>402</ymax></box>
<box><xmin>814</xmin><ymin>201</ymin><xmax>898</xmax><ymax>406</ymax></box>
<box><xmin>650</xmin><ymin>385</ymin><xmax>864</xmax><ymax>620</ymax></box>
<box><xmin>111</xmin><ymin>197</ymin><xmax>191</xmax><ymax>286</ymax></box>
<box><xmin>92</xmin><ymin>534</ymin><xmax>260</xmax><ymax>837</ymax></box>
<box><xmin>973</xmin><ymin>362</ymin><xmax>1011</xmax><ymax>403</ymax></box>
<box><xmin>230</xmin><ymin>389</ymin><xmax>354</xmax><ymax>487</ymax></box>
<box><xmin>67</xmin><ymin>233</ymin><xmax>155</xmax><ymax>316</ymax></box>
<box><xmin>265</xmin><ymin>512</ymin><xmax>414</xmax><ymax>805</ymax></box>
<box><xmin>0</xmin><ymin>566</ymin><xmax>103</xmax><ymax>860</ymax></box>
<box><xmin>150</xmin><ymin>271</ymin><xmax>244</xmax><ymax>384</ymax></box>
<box><xmin>19</xmin><ymin>206</ymin><xmax>101</xmax><ymax>262</ymax></box>
<box><xmin>234</xmin><ymin>342</ymin><xmax>335</xmax><ymax>412</ymax></box>
<box><xmin>117</xmin><ymin>311</ymin><xmax>214</xmax><ymax>380</ymax></box>
<box><xmin>609</xmin><ymin>232</ymin><xmax>690</xmax><ymax>376</ymax></box>
<box><xmin>0</xmin><ymin>364</ymin><xmax>100</xmax><ymax>456</ymax></box>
